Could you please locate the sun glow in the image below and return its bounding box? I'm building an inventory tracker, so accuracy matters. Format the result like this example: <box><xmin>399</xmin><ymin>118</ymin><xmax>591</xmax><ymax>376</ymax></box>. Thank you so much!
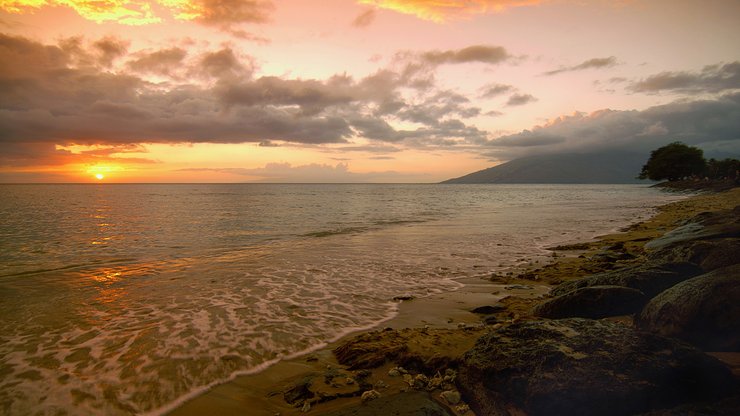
<box><xmin>86</xmin><ymin>164</ymin><xmax>122</xmax><ymax>181</ymax></box>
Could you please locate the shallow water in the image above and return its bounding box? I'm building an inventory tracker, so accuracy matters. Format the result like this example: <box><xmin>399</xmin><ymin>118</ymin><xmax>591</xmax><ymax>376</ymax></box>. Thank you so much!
<box><xmin>0</xmin><ymin>184</ymin><xmax>682</xmax><ymax>415</ymax></box>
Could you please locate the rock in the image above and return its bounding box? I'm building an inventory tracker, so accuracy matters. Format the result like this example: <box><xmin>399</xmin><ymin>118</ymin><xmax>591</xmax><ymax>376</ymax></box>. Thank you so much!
<box><xmin>458</xmin><ymin>318</ymin><xmax>734</xmax><ymax>416</ymax></box>
<box><xmin>470</xmin><ymin>304</ymin><xmax>506</xmax><ymax>314</ymax></box>
<box><xmin>454</xmin><ymin>404</ymin><xmax>470</xmax><ymax>414</ymax></box>
<box><xmin>283</xmin><ymin>376</ymin><xmax>314</xmax><ymax>406</ymax></box>
<box><xmin>334</xmin><ymin>328</ymin><xmax>481</xmax><ymax>373</ymax></box>
<box><xmin>388</xmin><ymin>368</ymin><xmax>401</xmax><ymax>377</ymax></box>
<box><xmin>648</xmin><ymin>237</ymin><xmax>740</xmax><ymax>272</ymax></box>
<box><xmin>483</xmin><ymin>315</ymin><xmax>498</xmax><ymax>325</ymax></box>
<box><xmin>439</xmin><ymin>390</ymin><xmax>461</xmax><ymax>405</ymax></box>
<box><xmin>645</xmin><ymin>207</ymin><xmax>740</xmax><ymax>250</ymax></box>
<box><xmin>393</xmin><ymin>295</ymin><xmax>415</xmax><ymax>301</ymax></box>
<box><xmin>505</xmin><ymin>284</ymin><xmax>534</xmax><ymax>290</ymax></box>
<box><xmin>413</xmin><ymin>374</ymin><xmax>429</xmax><ymax>390</ymax></box>
<box><xmin>361</xmin><ymin>390</ymin><xmax>381</xmax><ymax>403</ymax></box>
<box><xmin>301</xmin><ymin>401</ymin><xmax>311</xmax><ymax>412</ymax></box>
<box><xmin>428</xmin><ymin>372</ymin><xmax>443</xmax><ymax>391</ymax></box>
<box><xmin>551</xmin><ymin>261</ymin><xmax>703</xmax><ymax>299</ymax></box>
<box><xmin>322</xmin><ymin>391</ymin><xmax>451</xmax><ymax>416</ymax></box>
<box><xmin>333</xmin><ymin>330</ymin><xmax>409</xmax><ymax>370</ymax></box>
<box><xmin>533</xmin><ymin>285</ymin><xmax>647</xmax><ymax>319</ymax></box>
<box><xmin>635</xmin><ymin>264</ymin><xmax>740</xmax><ymax>351</ymax></box>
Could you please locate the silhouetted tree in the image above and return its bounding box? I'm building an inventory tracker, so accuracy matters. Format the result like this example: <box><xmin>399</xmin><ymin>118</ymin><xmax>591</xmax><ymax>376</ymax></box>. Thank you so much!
<box><xmin>639</xmin><ymin>142</ymin><xmax>706</xmax><ymax>181</ymax></box>
<box><xmin>706</xmin><ymin>158</ymin><xmax>740</xmax><ymax>180</ymax></box>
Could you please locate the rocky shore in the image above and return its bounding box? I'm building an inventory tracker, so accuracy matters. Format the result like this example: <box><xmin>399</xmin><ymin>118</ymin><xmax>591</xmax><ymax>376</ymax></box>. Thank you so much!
<box><xmin>172</xmin><ymin>186</ymin><xmax>740</xmax><ymax>416</ymax></box>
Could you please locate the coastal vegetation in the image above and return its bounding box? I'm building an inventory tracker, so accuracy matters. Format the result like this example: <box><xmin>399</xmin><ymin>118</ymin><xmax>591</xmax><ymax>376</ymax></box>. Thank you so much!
<box><xmin>639</xmin><ymin>141</ymin><xmax>740</xmax><ymax>182</ymax></box>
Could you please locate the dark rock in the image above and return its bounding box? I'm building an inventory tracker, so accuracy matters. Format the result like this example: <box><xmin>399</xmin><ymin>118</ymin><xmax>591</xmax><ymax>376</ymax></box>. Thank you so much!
<box><xmin>648</xmin><ymin>237</ymin><xmax>740</xmax><ymax>272</ymax></box>
<box><xmin>505</xmin><ymin>284</ymin><xmax>534</xmax><ymax>290</ymax></box>
<box><xmin>551</xmin><ymin>261</ymin><xmax>703</xmax><ymax>299</ymax></box>
<box><xmin>283</xmin><ymin>376</ymin><xmax>315</xmax><ymax>406</ymax></box>
<box><xmin>483</xmin><ymin>315</ymin><xmax>499</xmax><ymax>325</ymax></box>
<box><xmin>333</xmin><ymin>328</ymin><xmax>481</xmax><ymax>373</ymax></box>
<box><xmin>334</xmin><ymin>331</ymin><xmax>408</xmax><ymax>370</ymax></box>
<box><xmin>533</xmin><ymin>285</ymin><xmax>647</xmax><ymax>319</ymax></box>
<box><xmin>547</xmin><ymin>242</ymin><xmax>591</xmax><ymax>251</ymax></box>
<box><xmin>636</xmin><ymin>264</ymin><xmax>740</xmax><ymax>351</ymax></box>
<box><xmin>645</xmin><ymin>206</ymin><xmax>740</xmax><ymax>250</ymax></box>
<box><xmin>471</xmin><ymin>304</ymin><xmax>506</xmax><ymax>314</ymax></box>
<box><xmin>393</xmin><ymin>295</ymin><xmax>415</xmax><ymax>301</ymax></box>
<box><xmin>322</xmin><ymin>391</ymin><xmax>451</xmax><ymax>416</ymax></box>
<box><xmin>458</xmin><ymin>318</ymin><xmax>735</xmax><ymax>416</ymax></box>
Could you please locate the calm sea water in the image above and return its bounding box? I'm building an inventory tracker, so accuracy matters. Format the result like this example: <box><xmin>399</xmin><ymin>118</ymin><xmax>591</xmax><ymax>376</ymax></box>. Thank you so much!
<box><xmin>0</xmin><ymin>184</ymin><xmax>682</xmax><ymax>415</ymax></box>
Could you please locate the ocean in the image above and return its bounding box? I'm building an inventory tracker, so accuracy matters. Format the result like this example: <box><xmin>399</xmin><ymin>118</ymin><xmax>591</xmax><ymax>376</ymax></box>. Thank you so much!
<box><xmin>0</xmin><ymin>184</ymin><xmax>683</xmax><ymax>415</ymax></box>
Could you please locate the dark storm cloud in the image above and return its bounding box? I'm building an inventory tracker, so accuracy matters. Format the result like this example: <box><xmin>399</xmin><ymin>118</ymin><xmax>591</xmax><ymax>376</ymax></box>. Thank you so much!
<box><xmin>544</xmin><ymin>56</ymin><xmax>618</xmax><ymax>76</ymax></box>
<box><xmin>0</xmin><ymin>33</ymin><xmax>488</xmax><ymax>165</ymax></box>
<box><xmin>628</xmin><ymin>61</ymin><xmax>740</xmax><ymax>94</ymax></box>
<box><xmin>506</xmin><ymin>93</ymin><xmax>537</xmax><ymax>106</ymax></box>
<box><xmin>485</xmin><ymin>92</ymin><xmax>740</xmax><ymax>160</ymax></box>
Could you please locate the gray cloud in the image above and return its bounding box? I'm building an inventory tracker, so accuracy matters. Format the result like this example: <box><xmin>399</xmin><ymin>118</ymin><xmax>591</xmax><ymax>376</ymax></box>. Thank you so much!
<box><xmin>0</xmin><ymin>33</ymin><xmax>488</xmax><ymax>166</ymax></box>
<box><xmin>628</xmin><ymin>61</ymin><xmax>740</xmax><ymax>94</ymax></box>
<box><xmin>421</xmin><ymin>45</ymin><xmax>510</xmax><ymax>66</ymax></box>
<box><xmin>183</xmin><ymin>0</ymin><xmax>273</xmax><ymax>39</ymax></box>
<box><xmin>352</xmin><ymin>9</ymin><xmax>377</xmax><ymax>27</ymax></box>
<box><xmin>544</xmin><ymin>56</ymin><xmax>618</xmax><ymax>76</ymax></box>
<box><xmin>506</xmin><ymin>93</ymin><xmax>537</xmax><ymax>106</ymax></box>
<box><xmin>334</xmin><ymin>144</ymin><xmax>402</xmax><ymax>153</ymax></box>
<box><xmin>93</xmin><ymin>37</ymin><xmax>129</xmax><ymax>67</ymax></box>
<box><xmin>197</xmin><ymin>47</ymin><xmax>253</xmax><ymax>79</ymax></box>
<box><xmin>479</xmin><ymin>83</ymin><xmax>514</xmax><ymax>98</ymax></box>
<box><xmin>485</xmin><ymin>92</ymin><xmax>740</xmax><ymax>160</ymax></box>
<box><xmin>127</xmin><ymin>47</ymin><xmax>188</xmax><ymax>76</ymax></box>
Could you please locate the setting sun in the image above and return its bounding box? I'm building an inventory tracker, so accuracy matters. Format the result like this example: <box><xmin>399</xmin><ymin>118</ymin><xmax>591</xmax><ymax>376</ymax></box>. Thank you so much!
<box><xmin>95</xmin><ymin>173</ymin><xmax>104</xmax><ymax>180</ymax></box>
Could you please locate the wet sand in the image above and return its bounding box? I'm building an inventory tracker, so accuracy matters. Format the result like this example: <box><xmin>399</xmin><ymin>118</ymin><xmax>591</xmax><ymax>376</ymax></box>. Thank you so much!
<box><xmin>170</xmin><ymin>187</ymin><xmax>740</xmax><ymax>416</ymax></box>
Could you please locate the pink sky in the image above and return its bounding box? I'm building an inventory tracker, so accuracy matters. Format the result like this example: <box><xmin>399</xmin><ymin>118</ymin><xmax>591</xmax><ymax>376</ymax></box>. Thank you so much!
<box><xmin>1</xmin><ymin>0</ymin><xmax>739</xmax><ymax>182</ymax></box>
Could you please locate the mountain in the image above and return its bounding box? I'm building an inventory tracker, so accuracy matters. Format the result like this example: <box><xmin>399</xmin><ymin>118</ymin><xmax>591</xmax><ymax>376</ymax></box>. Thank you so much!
<box><xmin>442</xmin><ymin>152</ymin><xmax>648</xmax><ymax>184</ymax></box>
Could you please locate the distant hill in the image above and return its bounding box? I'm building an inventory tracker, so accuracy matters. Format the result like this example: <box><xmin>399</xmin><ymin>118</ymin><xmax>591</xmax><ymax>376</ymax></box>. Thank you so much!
<box><xmin>442</xmin><ymin>152</ymin><xmax>648</xmax><ymax>184</ymax></box>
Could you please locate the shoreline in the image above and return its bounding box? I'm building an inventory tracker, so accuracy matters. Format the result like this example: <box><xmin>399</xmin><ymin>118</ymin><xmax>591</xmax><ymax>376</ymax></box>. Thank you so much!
<box><xmin>170</xmin><ymin>187</ymin><xmax>740</xmax><ymax>416</ymax></box>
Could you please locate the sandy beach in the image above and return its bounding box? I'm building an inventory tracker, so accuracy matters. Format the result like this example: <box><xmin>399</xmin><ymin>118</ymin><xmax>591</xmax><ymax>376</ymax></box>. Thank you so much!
<box><xmin>166</xmin><ymin>185</ymin><xmax>740</xmax><ymax>416</ymax></box>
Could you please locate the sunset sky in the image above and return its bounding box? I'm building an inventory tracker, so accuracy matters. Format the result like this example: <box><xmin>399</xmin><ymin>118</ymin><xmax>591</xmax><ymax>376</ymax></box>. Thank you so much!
<box><xmin>1</xmin><ymin>0</ymin><xmax>739</xmax><ymax>182</ymax></box>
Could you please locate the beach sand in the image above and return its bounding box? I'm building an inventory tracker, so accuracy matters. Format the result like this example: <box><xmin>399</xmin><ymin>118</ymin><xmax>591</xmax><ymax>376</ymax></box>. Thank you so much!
<box><xmin>170</xmin><ymin>187</ymin><xmax>740</xmax><ymax>416</ymax></box>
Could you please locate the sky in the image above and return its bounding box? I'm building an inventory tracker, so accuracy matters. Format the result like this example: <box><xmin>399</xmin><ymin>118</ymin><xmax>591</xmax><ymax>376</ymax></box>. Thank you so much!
<box><xmin>0</xmin><ymin>0</ymin><xmax>739</xmax><ymax>183</ymax></box>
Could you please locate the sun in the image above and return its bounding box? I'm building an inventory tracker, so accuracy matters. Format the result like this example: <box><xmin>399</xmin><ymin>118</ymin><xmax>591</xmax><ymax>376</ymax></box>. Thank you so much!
<box><xmin>95</xmin><ymin>173</ymin><xmax>105</xmax><ymax>180</ymax></box>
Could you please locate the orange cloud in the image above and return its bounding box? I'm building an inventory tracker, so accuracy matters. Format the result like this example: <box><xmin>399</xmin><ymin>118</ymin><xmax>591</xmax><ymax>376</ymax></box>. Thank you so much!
<box><xmin>358</xmin><ymin>0</ymin><xmax>543</xmax><ymax>22</ymax></box>
<box><xmin>1</xmin><ymin>0</ymin><xmax>160</xmax><ymax>25</ymax></box>
<box><xmin>0</xmin><ymin>0</ymin><xmax>272</xmax><ymax>27</ymax></box>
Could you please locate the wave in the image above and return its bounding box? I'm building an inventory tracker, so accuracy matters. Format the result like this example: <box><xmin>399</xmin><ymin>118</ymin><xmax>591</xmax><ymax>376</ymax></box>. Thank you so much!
<box><xmin>302</xmin><ymin>226</ymin><xmax>370</xmax><ymax>238</ymax></box>
<box><xmin>303</xmin><ymin>218</ymin><xmax>429</xmax><ymax>238</ymax></box>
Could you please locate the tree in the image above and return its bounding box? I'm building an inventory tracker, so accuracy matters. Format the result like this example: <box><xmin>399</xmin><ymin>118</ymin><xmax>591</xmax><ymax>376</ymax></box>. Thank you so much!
<box><xmin>706</xmin><ymin>158</ymin><xmax>740</xmax><ymax>180</ymax></box>
<box><xmin>639</xmin><ymin>142</ymin><xmax>706</xmax><ymax>181</ymax></box>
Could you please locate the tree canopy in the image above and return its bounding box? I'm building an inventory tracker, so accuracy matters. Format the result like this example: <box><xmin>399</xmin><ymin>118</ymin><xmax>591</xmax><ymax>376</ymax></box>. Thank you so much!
<box><xmin>639</xmin><ymin>142</ymin><xmax>707</xmax><ymax>181</ymax></box>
